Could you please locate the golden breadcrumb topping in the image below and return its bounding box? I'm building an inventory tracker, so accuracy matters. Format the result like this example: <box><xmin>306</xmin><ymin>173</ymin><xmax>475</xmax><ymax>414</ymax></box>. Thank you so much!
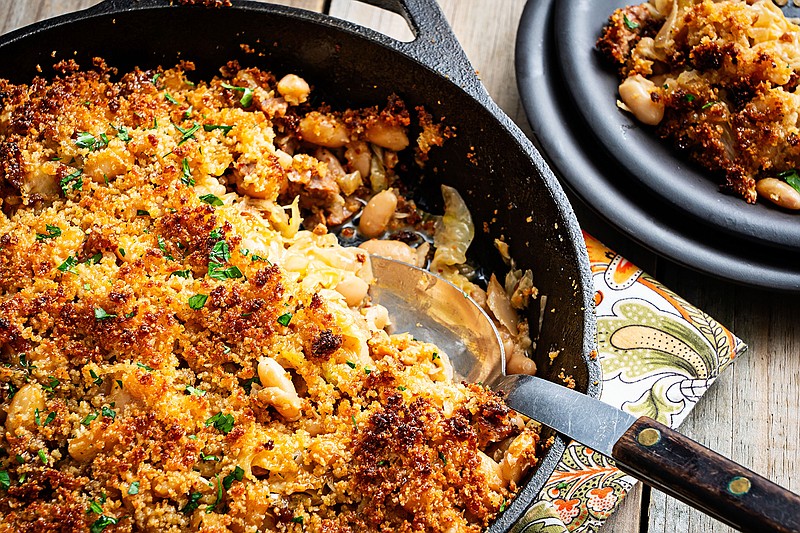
<box><xmin>0</xmin><ymin>61</ymin><xmax>540</xmax><ymax>533</ymax></box>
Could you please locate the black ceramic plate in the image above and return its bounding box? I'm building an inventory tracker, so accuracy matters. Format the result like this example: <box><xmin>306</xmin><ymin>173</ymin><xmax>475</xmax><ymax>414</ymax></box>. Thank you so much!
<box><xmin>515</xmin><ymin>0</ymin><xmax>800</xmax><ymax>292</ymax></box>
<box><xmin>552</xmin><ymin>0</ymin><xmax>800</xmax><ymax>251</ymax></box>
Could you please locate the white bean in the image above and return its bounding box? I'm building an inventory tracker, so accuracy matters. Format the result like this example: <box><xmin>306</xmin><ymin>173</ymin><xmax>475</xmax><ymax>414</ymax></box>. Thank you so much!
<box><xmin>299</xmin><ymin>112</ymin><xmax>349</xmax><ymax>148</ymax></box>
<box><xmin>365</xmin><ymin>121</ymin><xmax>409</xmax><ymax>151</ymax></box>
<box><xmin>335</xmin><ymin>275</ymin><xmax>370</xmax><ymax>307</ymax></box>
<box><xmin>276</xmin><ymin>74</ymin><xmax>310</xmax><ymax>105</ymax></box>
<box><xmin>756</xmin><ymin>178</ymin><xmax>800</xmax><ymax>210</ymax></box>
<box><xmin>257</xmin><ymin>357</ymin><xmax>302</xmax><ymax>421</ymax></box>
<box><xmin>5</xmin><ymin>383</ymin><xmax>44</xmax><ymax>434</ymax></box>
<box><xmin>345</xmin><ymin>141</ymin><xmax>371</xmax><ymax>178</ymax></box>
<box><xmin>358</xmin><ymin>189</ymin><xmax>398</xmax><ymax>238</ymax></box>
<box><xmin>619</xmin><ymin>75</ymin><xmax>664</xmax><ymax>125</ymax></box>
<box><xmin>358</xmin><ymin>239</ymin><xmax>420</xmax><ymax>266</ymax></box>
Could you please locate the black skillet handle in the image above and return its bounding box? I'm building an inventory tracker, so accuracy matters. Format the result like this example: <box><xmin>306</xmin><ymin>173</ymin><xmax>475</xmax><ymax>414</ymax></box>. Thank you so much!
<box><xmin>614</xmin><ymin>417</ymin><xmax>800</xmax><ymax>533</ymax></box>
<box><xmin>350</xmin><ymin>0</ymin><xmax>486</xmax><ymax>100</ymax></box>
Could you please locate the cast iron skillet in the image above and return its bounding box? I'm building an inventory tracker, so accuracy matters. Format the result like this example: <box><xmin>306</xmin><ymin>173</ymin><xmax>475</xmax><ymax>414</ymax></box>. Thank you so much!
<box><xmin>0</xmin><ymin>0</ymin><xmax>600</xmax><ymax>530</ymax></box>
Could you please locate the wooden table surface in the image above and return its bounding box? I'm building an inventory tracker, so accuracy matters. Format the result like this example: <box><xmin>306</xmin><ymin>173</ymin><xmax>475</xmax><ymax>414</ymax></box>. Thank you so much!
<box><xmin>2</xmin><ymin>1</ymin><xmax>797</xmax><ymax>532</ymax></box>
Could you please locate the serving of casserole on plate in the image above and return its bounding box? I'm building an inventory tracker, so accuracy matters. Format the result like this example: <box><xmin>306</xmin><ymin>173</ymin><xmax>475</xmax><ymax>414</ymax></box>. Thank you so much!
<box><xmin>0</xmin><ymin>59</ymin><xmax>546</xmax><ymax>532</ymax></box>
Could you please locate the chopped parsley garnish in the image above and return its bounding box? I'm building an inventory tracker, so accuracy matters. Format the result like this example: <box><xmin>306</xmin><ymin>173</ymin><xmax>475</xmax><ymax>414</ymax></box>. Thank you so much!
<box><xmin>116</xmin><ymin>379</ymin><xmax>124</xmax><ymax>388</ymax></box>
<box><xmin>209</xmin><ymin>228</ymin><xmax>223</xmax><ymax>240</ymax></box>
<box><xmin>185</xmin><ymin>385</ymin><xmax>206</xmax><ymax>396</ymax></box>
<box><xmin>181</xmin><ymin>158</ymin><xmax>195</xmax><ymax>186</ymax></box>
<box><xmin>432</xmin><ymin>352</ymin><xmax>440</xmax><ymax>361</ymax></box>
<box><xmin>81</xmin><ymin>412</ymin><xmax>98</xmax><ymax>425</ymax></box>
<box><xmin>206</xmin><ymin>473</ymin><xmax>223</xmax><ymax>513</ymax></box>
<box><xmin>292</xmin><ymin>516</ymin><xmax>304</xmax><ymax>524</ymax></box>
<box><xmin>208</xmin><ymin>263</ymin><xmax>243</xmax><ymax>280</ymax></box>
<box><xmin>181</xmin><ymin>492</ymin><xmax>203</xmax><ymax>514</ymax></box>
<box><xmin>43</xmin><ymin>376</ymin><xmax>60</xmax><ymax>392</ymax></box>
<box><xmin>184</xmin><ymin>106</ymin><xmax>194</xmax><ymax>119</ymax></box>
<box><xmin>87</xmin><ymin>252</ymin><xmax>103</xmax><ymax>265</ymax></box>
<box><xmin>90</xmin><ymin>369</ymin><xmax>103</xmax><ymax>386</ymax></box>
<box><xmin>37</xmin><ymin>449</ymin><xmax>47</xmax><ymax>464</ymax></box>
<box><xmin>684</xmin><ymin>94</ymin><xmax>696</xmax><ymax>103</ymax></box>
<box><xmin>136</xmin><ymin>209</ymin><xmax>150</xmax><ymax>216</ymax></box>
<box><xmin>43</xmin><ymin>411</ymin><xmax>56</xmax><ymax>426</ymax></box>
<box><xmin>346</xmin><ymin>361</ymin><xmax>356</xmax><ymax>369</ymax></box>
<box><xmin>0</xmin><ymin>470</ymin><xmax>9</xmax><ymax>490</ymax></box>
<box><xmin>116</xmin><ymin>125</ymin><xmax>131</xmax><ymax>142</ymax></box>
<box><xmin>118</xmin><ymin>247</ymin><xmax>126</xmax><ymax>257</ymax></box>
<box><xmin>209</xmin><ymin>239</ymin><xmax>230</xmax><ymax>264</ymax></box>
<box><xmin>59</xmin><ymin>169</ymin><xmax>83</xmax><ymax>194</ymax></box>
<box><xmin>94</xmin><ymin>307</ymin><xmax>117</xmax><ymax>321</ymax></box>
<box><xmin>199</xmin><ymin>194</ymin><xmax>224</xmax><ymax>206</ymax></box>
<box><xmin>152</xmin><ymin>72</ymin><xmax>162</xmax><ymax>86</ymax></box>
<box><xmin>277</xmin><ymin>312</ymin><xmax>292</xmax><ymax>327</ymax></box>
<box><xmin>35</xmin><ymin>408</ymin><xmax>41</xmax><ymax>426</ymax></box>
<box><xmin>377</xmin><ymin>460</ymin><xmax>388</xmax><ymax>466</ymax></box>
<box><xmin>351</xmin><ymin>415</ymin><xmax>357</xmax><ymax>427</ymax></box>
<box><xmin>701</xmin><ymin>101</ymin><xmax>717</xmax><ymax>110</ymax></box>
<box><xmin>101</xmin><ymin>406</ymin><xmax>116</xmax><ymax>420</ymax></box>
<box><xmin>242</xmin><ymin>375</ymin><xmax>261</xmax><ymax>393</ymax></box>
<box><xmin>188</xmin><ymin>294</ymin><xmax>208</xmax><ymax>310</ymax></box>
<box><xmin>36</xmin><ymin>224</ymin><xmax>62</xmax><ymax>241</ymax></box>
<box><xmin>15</xmin><ymin>455</ymin><xmax>24</xmax><ymax>464</ymax></box>
<box><xmin>205</xmin><ymin>412</ymin><xmax>235</xmax><ymax>434</ymax></box>
<box><xmin>779</xmin><ymin>169</ymin><xmax>800</xmax><ymax>194</ymax></box>
<box><xmin>623</xmin><ymin>14</ymin><xmax>639</xmax><ymax>30</ymax></box>
<box><xmin>76</xmin><ymin>132</ymin><xmax>98</xmax><ymax>150</ymax></box>
<box><xmin>158</xmin><ymin>236</ymin><xmax>173</xmax><ymax>260</ymax></box>
<box><xmin>200</xmin><ymin>452</ymin><xmax>218</xmax><ymax>462</ymax></box>
<box><xmin>57</xmin><ymin>256</ymin><xmax>78</xmax><ymax>274</ymax></box>
<box><xmin>438</xmin><ymin>451</ymin><xmax>447</xmax><ymax>465</ymax></box>
<box><xmin>128</xmin><ymin>481</ymin><xmax>140</xmax><ymax>495</ymax></box>
<box><xmin>170</xmin><ymin>269</ymin><xmax>192</xmax><ymax>279</ymax></box>
<box><xmin>19</xmin><ymin>354</ymin><xmax>35</xmax><ymax>372</ymax></box>
<box><xmin>222</xmin><ymin>466</ymin><xmax>245</xmax><ymax>490</ymax></box>
<box><xmin>6</xmin><ymin>383</ymin><xmax>16</xmax><ymax>400</ymax></box>
<box><xmin>203</xmin><ymin>124</ymin><xmax>233</xmax><ymax>135</ymax></box>
<box><xmin>499</xmin><ymin>499</ymin><xmax>508</xmax><ymax>513</ymax></box>
<box><xmin>221</xmin><ymin>83</ymin><xmax>254</xmax><ymax>107</ymax></box>
<box><xmin>88</xmin><ymin>498</ymin><xmax>104</xmax><ymax>514</ymax></box>
<box><xmin>397</xmin><ymin>386</ymin><xmax>407</xmax><ymax>391</ymax></box>
<box><xmin>136</xmin><ymin>362</ymin><xmax>154</xmax><ymax>371</ymax></box>
<box><xmin>176</xmin><ymin>121</ymin><xmax>201</xmax><ymax>145</ymax></box>
<box><xmin>250</xmin><ymin>253</ymin><xmax>269</xmax><ymax>263</ymax></box>
<box><xmin>165</xmin><ymin>92</ymin><xmax>180</xmax><ymax>105</ymax></box>
<box><xmin>90</xmin><ymin>515</ymin><xmax>119</xmax><ymax>533</ymax></box>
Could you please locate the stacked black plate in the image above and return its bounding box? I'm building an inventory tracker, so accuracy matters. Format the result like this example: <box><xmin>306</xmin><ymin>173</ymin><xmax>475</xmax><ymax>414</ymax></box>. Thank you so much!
<box><xmin>515</xmin><ymin>0</ymin><xmax>800</xmax><ymax>292</ymax></box>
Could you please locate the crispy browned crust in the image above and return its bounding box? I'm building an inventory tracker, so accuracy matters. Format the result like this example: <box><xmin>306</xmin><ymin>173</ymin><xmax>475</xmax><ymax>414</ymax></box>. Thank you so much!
<box><xmin>0</xmin><ymin>62</ymin><xmax>539</xmax><ymax>532</ymax></box>
<box><xmin>597</xmin><ymin>0</ymin><xmax>800</xmax><ymax>202</ymax></box>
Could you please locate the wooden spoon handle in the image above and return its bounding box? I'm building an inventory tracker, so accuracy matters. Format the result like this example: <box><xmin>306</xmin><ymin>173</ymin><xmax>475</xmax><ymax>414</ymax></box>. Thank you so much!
<box><xmin>613</xmin><ymin>417</ymin><xmax>800</xmax><ymax>533</ymax></box>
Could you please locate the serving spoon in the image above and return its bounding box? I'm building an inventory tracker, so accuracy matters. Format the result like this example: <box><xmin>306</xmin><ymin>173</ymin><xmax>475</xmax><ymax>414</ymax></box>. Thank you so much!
<box><xmin>368</xmin><ymin>254</ymin><xmax>800</xmax><ymax>533</ymax></box>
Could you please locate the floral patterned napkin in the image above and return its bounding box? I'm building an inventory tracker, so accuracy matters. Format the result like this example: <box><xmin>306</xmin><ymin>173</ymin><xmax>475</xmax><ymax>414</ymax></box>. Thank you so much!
<box><xmin>511</xmin><ymin>233</ymin><xmax>747</xmax><ymax>533</ymax></box>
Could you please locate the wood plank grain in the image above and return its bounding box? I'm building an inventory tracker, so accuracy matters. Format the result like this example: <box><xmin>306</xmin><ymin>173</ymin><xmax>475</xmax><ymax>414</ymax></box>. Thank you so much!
<box><xmin>601</xmin><ymin>483</ymin><xmax>645</xmax><ymax>533</ymax></box>
<box><xmin>0</xmin><ymin>0</ymin><xmax>325</xmax><ymax>37</ymax></box>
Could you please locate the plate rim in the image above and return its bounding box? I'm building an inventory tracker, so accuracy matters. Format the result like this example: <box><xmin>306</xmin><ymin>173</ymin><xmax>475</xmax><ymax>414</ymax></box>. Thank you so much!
<box><xmin>551</xmin><ymin>0</ymin><xmax>800</xmax><ymax>251</ymax></box>
<box><xmin>515</xmin><ymin>0</ymin><xmax>800</xmax><ymax>292</ymax></box>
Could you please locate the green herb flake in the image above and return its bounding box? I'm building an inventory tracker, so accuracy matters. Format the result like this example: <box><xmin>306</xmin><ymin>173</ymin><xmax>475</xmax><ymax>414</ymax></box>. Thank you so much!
<box><xmin>200</xmin><ymin>452</ymin><xmax>218</xmax><ymax>462</ymax></box>
<box><xmin>222</xmin><ymin>466</ymin><xmax>245</xmax><ymax>490</ymax></box>
<box><xmin>0</xmin><ymin>470</ymin><xmax>9</xmax><ymax>490</ymax></box>
<box><xmin>351</xmin><ymin>415</ymin><xmax>357</xmax><ymax>427</ymax></box>
<box><xmin>76</xmin><ymin>132</ymin><xmax>97</xmax><ymax>150</ymax></box>
<box><xmin>136</xmin><ymin>209</ymin><xmax>150</xmax><ymax>216</ymax></box>
<box><xmin>377</xmin><ymin>460</ymin><xmax>388</xmax><ymax>466</ymax></box>
<box><xmin>397</xmin><ymin>386</ymin><xmax>407</xmax><ymax>391</ymax></box>
<box><xmin>277</xmin><ymin>312</ymin><xmax>292</xmax><ymax>327</ymax></box>
<box><xmin>188</xmin><ymin>294</ymin><xmax>208</xmax><ymax>310</ymax></box>
<box><xmin>206</xmin><ymin>473</ymin><xmax>223</xmax><ymax>513</ymax></box>
<box><xmin>242</xmin><ymin>376</ymin><xmax>261</xmax><ymax>394</ymax></box>
<box><xmin>209</xmin><ymin>239</ymin><xmax>230</xmax><ymax>264</ymax></box>
<box><xmin>221</xmin><ymin>83</ymin><xmax>254</xmax><ymax>107</ymax></box>
<box><xmin>439</xmin><ymin>451</ymin><xmax>447</xmax><ymax>465</ymax></box>
<box><xmin>701</xmin><ymin>101</ymin><xmax>717</xmax><ymax>110</ymax></box>
<box><xmin>199</xmin><ymin>194</ymin><xmax>224</xmax><ymax>206</ymax></box>
<box><xmin>152</xmin><ymin>72</ymin><xmax>162</xmax><ymax>85</ymax></box>
<box><xmin>165</xmin><ymin>93</ymin><xmax>180</xmax><ymax>105</ymax></box>
<box><xmin>181</xmin><ymin>158</ymin><xmax>195</xmax><ymax>186</ymax></box>
<box><xmin>203</xmin><ymin>124</ymin><xmax>233</xmax><ymax>135</ymax></box>
<box><xmin>117</xmin><ymin>126</ymin><xmax>131</xmax><ymax>143</ymax></box>
<box><xmin>364</xmin><ymin>368</ymin><xmax>372</xmax><ymax>375</ymax></box>
<box><xmin>15</xmin><ymin>455</ymin><xmax>24</xmax><ymax>464</ymax></box>
<box><xmin>250</xmin><ymin>254</ymin><xmax>269</xmax><ymax>263</ymax></box>
<box><xmin>36</xmin><ymin>224</ymin><xmax>62</xmax><ymax>241</ymax></box>
<box><xmin>685</xmin><ymin>94</ymin><xmax>696</xmax><ymax>103</ymax></box>
<box><xmin>292</xmin><ymin>516</ymin><xmax>304</xmax><ymax>524</ymax></box>
<box><xmin>431</xmin><ymin>352</ymin><xmax>440</xmax><ymax>361</ymax></box>
<box><xmin>208</xmin><ymin>263</ymin><xmax>243</xmax><ymax>281</ymax></box>
<box><xmin>346</xmin><ymin>361</ymin><xmax>356</xmax><ymax>369</ymax></box>
<box><xmin>88</xmin><ymin>499</ymin><xmax>104</xmax><ymax>514</ymax></box>
<box><xmin>177</xmin><ymin>122</ymin><xmax>201</xmax><ymax>145</ymax></box>
<box><xmin>499</xmin><ymin>499</ymin><xmax>508</xmax><ymax>513</ymax></box>
<box><xmin>205</xmin><ymin>412</ymin><xmax>235</xmax><ymax>434</ymax></box>
<box><xmin>170</xmin><ymin>269</ymin><xmax>192</xmax><ymax>279</ymax></box>
<box><xmin>88</xmin><ymin>252</ymin><xmax>103</xmax><ymax>265</ymax></box>
<box><xmin>37</xmin><ymin>449</ymin><xmax>47</xmax><ymax>464</ymax></box>
<box><xmin>90</xmin><ymin>515</ymin><xmax>119</xmax><ymax>533</ymax></box>
<box><xmin>181</xmin><ymin>491</ymin><xmax>204</xmax><ymax>513</ymax></box>
<box><xmin>136</xmin><ymin>362</ymin><xmax>154</xmax><ymax>372</ymax></box>
<box><xmin>17</xmin><ymin>473</ymin><xmax>26</xmax><ymax>483</ymax></box>
<box><xmin>118</xmin><ymin>247</ymin><xmax>126</xmax><ymax>257</ymax></box>
<box><xmin>44</xmin><ymin>411</ymin><xmax>56</xmax><ymax>426</ymax></box>
<box><xmin>115</xmin><ymin>379</ymin><xmax>124</xmax><ymax>389</ymax></box>
<box><xmin>57</xmin><ymin>256</ymin><xmax>78</xmax><ymax>274</ymax></box>
<box><xmin>35</xmin><ymin>408</ymin><xmax>41</xmax><ymax>426</ymax></box>
<box><xmin>781</xmin><ymin>170</ymin><xmax>800</xmax><ymax>194</ymax></box>
<box><xmin>90</xmin><ymin>369</ymin><xmax>103</xmax><ymax>386</ymax></box>
<box><xmin>44</xmin><ymin>376</ymin><xmax>60</xmax><ymax>392</ymax></box>
<box><xmin>185</xmin><ymin>385</ymin><xmax>206</xmax><ymax>396</ymax></box>
<box><xmin>94</xmin><ymin>307</ymin><xmax>117</xmax><ymax>321</ymax></box>
<box><xmin>101</xmin><ymin>406</ymin><xmax>116</xmax><ymax>420</ymax></box>
<box><xmin>82</xmin><ymin>412</ymin><xmax>98</xmax><ymax>425</ymax></box>
<box><xmin>59</xmin><ymin>169</ymin><xmax>83</xmax><ymax>194</ymax></box>
<box><xmin>623</xmin><ymin>14</ymin><xmax>639</xmax><ymax>30</ymax></box>
<box><xmin>128</xmin><ymin>481</ymin><xmax>140</xmax><ymax>495</ymax></box>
